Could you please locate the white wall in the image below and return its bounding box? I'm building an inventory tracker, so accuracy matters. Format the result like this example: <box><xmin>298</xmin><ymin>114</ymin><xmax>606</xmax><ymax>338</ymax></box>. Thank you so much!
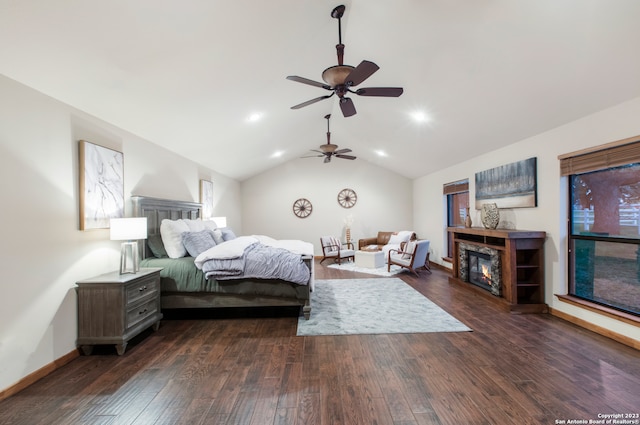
<box><xmin>241</xmin><ymin>156</ymin><xmax>413</xmax><ymax>255</ymax></box>
<box><xmin>414</xmin><ymin>96</ymin><xmax>640</xmax><ymax>344</ymax></box>
<box><xmin>0</xmin><ymin>74</ymin><xmax>241</xmax><ymax>392</ymax></box>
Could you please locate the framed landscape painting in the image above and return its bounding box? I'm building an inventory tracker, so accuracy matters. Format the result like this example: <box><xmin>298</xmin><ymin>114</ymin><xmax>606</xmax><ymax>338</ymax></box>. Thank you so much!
<box><xmin>79</xmin><ymin>140</ymin><xmax>124</xmax><ymax>230</ymax></box>
<box><xmin>475</xmin><ymin>157</ymin><xmax>537</xmax><ymax>209</ymax></box>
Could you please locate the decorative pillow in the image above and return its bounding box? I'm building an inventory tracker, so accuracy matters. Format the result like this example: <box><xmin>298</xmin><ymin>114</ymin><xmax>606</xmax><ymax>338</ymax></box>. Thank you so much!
<box><xmin>329</xmin><ymin>236</ymin><xmax>341</xmax><ymax>253</ymax></box>
<box><xmin>147</xmin><ymin>234</ymin><xmax>168</xmax><ymax>258</ymax></box>
<box><xmin>181</xmin><ymin>229</ymin><xmax>217</xmax><ymax>257</ymax></box>
<box><xmin>388</xmin><ymin>233</ymin><xmax>403</xmax><ymax>245</ymax></box>
<box><xmin>212</xmin><ymin>228</ymin><xmax>224</xmax><ymax>245</ymax></box>
<box><xmin>220</xmin><ymin>227</ymin><xmax>237</xmax><ymax>241</ymax></box>
<box><xmin>160</xmin><ymin>219</ymin><xmax>190</xmax><ymax>258</ymax></box>
<box><xmin>402</xmin><ymin>241</ymin><xmax>417</xmax><ymax>260</ymax></box>
<box><xmin>183</xmin><ymin>219</ymin><xmax>206</xmax><ymax>232</ymax></box>
<box><xmin>202</xmin><ymin>220</ymin><xmax>218</xmax><ymax>232</ymax></box>
<box><xmin>389</xmin><ymin>231</ymin><xmax>413</xmax><ymax>245</ymax></box>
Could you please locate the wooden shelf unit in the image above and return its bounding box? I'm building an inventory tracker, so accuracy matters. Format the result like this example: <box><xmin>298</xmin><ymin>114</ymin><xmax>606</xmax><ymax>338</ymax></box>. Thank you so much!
<box><xmin>448</xmin><ymin>227</ymin><xmax>547</xmax><ymax>313</ymax></box>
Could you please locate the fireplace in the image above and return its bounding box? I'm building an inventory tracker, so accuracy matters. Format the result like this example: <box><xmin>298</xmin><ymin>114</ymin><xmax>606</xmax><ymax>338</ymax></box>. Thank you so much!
<box><xmin>468</xmin><ymin>251</ymin><xmax>492</xmax><ymax>291</ymax></box>
<box><xmin>448</xmin><ymin>227</ymin><xmax>547</xmax><ymax>313</ymax></box>
<box><xmin>458</xmin><ymin>242</ymin><xmax>502</xmax><ymax>296</ymax></box>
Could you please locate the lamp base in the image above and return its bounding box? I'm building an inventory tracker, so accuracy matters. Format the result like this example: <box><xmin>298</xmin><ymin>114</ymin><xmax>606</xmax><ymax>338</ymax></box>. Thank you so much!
<box><xmin>120</xmin><ymin>241</ymin><xmax>140</xmax><ymax>274</ymax></box>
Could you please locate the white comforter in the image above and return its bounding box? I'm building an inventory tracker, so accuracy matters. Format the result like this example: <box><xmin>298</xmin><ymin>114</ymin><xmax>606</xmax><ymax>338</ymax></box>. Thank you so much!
<box><xmin>193</xmin><ymin>235</ymin><xmax>314</xmax><ymax>286</ymax></box>
<box><xmin>194</xmin><ymin>235</ymin><xmax>313</xmax><ymax>267</ymax></box>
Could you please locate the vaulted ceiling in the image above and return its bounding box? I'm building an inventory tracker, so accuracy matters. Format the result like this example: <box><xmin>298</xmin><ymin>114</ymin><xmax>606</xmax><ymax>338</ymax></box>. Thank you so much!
<box><xmin>2</xmin><ymin>1</ymin><xmax>640</xmax><ymax>181</ymax></box>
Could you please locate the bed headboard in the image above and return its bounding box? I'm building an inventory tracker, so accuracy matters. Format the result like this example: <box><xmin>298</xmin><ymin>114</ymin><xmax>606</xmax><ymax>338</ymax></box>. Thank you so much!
<box><xmin>131</xmin><ymin>196</ymin><xmax>202</xmax><ymax>258</ymax></box>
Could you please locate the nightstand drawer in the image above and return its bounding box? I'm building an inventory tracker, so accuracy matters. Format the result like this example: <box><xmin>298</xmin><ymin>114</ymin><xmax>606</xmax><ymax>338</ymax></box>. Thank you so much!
<box><xmin>126</xmin><ymin>298</ymin><xmax>159</xmax><ymax>328</ymax></box>
<box><xmin>126</xmin><ymin>276</ymin><xmax>159</xmax><ymax>306</ymax></box>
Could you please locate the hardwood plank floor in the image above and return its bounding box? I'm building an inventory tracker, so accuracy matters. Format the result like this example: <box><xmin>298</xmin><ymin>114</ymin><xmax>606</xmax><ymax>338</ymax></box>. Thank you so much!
<box><xmin>1</xmin><ymin>260</ymin><xmax>639</xmax><ymax>424</ymax></box>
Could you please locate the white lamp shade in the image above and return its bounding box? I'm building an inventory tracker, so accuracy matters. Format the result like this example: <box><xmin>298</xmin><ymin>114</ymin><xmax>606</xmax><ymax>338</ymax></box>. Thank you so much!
<box><xmin>212</xmin><ymin>216</ymin><xmax>227</xmax><ymax>228</ymax></box>
<box><xmin>110</xmin><ymin>217</ymin><xmax>148</xmax><ymax>241</ymax></box>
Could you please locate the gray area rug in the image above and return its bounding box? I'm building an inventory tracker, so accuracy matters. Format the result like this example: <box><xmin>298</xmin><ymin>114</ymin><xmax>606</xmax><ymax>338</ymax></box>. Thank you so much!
<box><xmin>327</xmin><ymin>262</ymin><xmax>404</xmax><ymax>277</ymax></box>
<box><xmin>297</xmin><ymin>278</ymin><xmax>472</xmax><ymax>336</ymax></box>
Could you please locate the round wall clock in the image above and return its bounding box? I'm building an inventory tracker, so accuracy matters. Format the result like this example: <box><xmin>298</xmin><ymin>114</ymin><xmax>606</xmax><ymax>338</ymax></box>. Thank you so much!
<box><xmin>292</xmin><ymin>198</ymin><xmax>313</xmax><ymax>218</ymax></box>
<box><xmin>337</xmin><ymin>188</ymin><xmax>357</xmax><ymax>208</ymax></box>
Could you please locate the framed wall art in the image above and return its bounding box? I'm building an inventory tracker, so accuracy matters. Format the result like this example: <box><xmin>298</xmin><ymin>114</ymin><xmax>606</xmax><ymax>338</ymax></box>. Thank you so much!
<box><xmin>79</xmin><ymin>140</ymin><xmax>124</xmax><ymax>230</ymax></box>
<box><xmin>200</xmin><ymin>179</ymin><xmax>214</xmax><ymax>219</ymax></box>
<box><xmin>475</xmin><ymin>157</ymin><xmax>537</xmax><ymax>209</ymax></box>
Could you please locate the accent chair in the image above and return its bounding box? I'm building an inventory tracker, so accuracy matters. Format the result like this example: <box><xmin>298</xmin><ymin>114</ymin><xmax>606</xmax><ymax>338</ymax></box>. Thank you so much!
<box><xmin>387</xmin><ymin>239</ymin><xmax>431</xmax><ymax>276</ymax></box>
<box><xmin>320</xmin><ymin>236</ymin><xmax>355</xmax><ymax>265</ymax></box>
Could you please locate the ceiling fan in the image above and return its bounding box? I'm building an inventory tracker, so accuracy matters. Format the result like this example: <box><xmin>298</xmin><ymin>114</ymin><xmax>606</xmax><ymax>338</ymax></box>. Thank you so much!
<box><xmin>302</xmin><ymin>114</ymin><xmax>356</xmax><ymax>163</ymax></box>
<box><xmin>287</xmin><ymin>4</ymin><xmax>403</xmax><ymax>118</ymax></box>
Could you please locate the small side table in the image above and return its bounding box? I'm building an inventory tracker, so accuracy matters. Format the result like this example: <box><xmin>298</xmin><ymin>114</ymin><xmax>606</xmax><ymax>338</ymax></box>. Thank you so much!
<box><xmin>76</xmin><ymin>268</ymin><xmax>163</xmax><ymax>355</ymax></box>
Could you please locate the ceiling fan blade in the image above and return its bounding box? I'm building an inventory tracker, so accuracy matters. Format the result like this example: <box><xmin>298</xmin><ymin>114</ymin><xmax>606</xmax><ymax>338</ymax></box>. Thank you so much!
<box><xmin>286</xmin><ymin>75</ymin><xmax>332</xmax><ymax>90</ymax></box>
<box><xmin>334</xmin><ymin>148</ymin><xmax>352</xmax><ymax>154</ymax></box>
<box><xmin>336</xmin><ymin>154</ymin><xmax>356</xmax><ymax>160</ymax></box>
<box><xmin>339</xmin><ymin>97</ymin><xmax>357</xmax><ymax>117</ymax></box>
<box><xmin>355</xmin><ymin>87</ymin><xmax>404</xmax><ymax>97</ymax></box>
<box><xmin>301</xmin><ymin>154</ymin><xmax>325</xmax><ymax>158</ymax></box>
<box><xmin>345</xmin><ymin>60</ymin><xmax>379</xmax><ymax>87</ymax></box>
<box><xmin>291</xmin><ymin>93</ymin><xmax>334</xmax><ymax>110</ymax></box>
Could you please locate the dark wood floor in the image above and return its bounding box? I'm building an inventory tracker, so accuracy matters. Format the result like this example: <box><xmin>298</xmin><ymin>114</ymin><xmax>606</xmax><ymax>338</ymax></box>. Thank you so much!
<box><xmin>1</xmin><ymin>261</ymin><xmax>639</xmax><ymax>425</ymax></box>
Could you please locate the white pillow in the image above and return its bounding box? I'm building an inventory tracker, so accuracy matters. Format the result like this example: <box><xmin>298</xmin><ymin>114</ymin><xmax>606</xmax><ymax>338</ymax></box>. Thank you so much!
<box><xmin>183</xmin><ymin>219</ymin><xmax>206</xmax><ymax>232</ymax></box>
<box><xmin>389</xmin><ymin>230</ymin><xmax>413</xmax><ymax>245</ymax></box>
<box><xmin>202</xmin><ymin>220</ymin><xmax>218</xmax><ymax>232</ymax></box>
<box><xmin>160</xmin><ymin>219</ymin><xmax>190</xmax><ymax>258</ymax></box>
<box><xmin>212</xmin><ymin>228</ymin><xmax>224</xmax><ymax>245</ymax></box>
<box><xmin>402</xmin><ymin>241</ymin><xmax>417</xmax><ymax>259</ymax></box>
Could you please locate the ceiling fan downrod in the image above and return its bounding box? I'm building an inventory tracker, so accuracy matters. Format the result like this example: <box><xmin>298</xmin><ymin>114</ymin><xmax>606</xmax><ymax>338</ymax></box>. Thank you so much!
<box><xmin>332</xmin><ymin>5</ymin><xmax>346</xmax><ymax>66</ymax></box>
<box><xmin>326</xmin><ymin>113</ymin><xmax>332</xmax><ymax>144</ymax></box>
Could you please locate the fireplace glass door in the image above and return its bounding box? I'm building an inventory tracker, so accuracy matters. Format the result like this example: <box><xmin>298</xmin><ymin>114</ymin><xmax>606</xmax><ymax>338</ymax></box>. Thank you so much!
<box><xmin>468</xmin><ymin>251</ymin><xmax>492</xmax><ymax>291</ymax></box>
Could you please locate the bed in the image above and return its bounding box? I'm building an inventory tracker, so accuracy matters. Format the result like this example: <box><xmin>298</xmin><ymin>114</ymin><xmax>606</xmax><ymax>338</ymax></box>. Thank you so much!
<box><xmin>132</xmin><ymin>196</ymin><xmax>313</xmax><ymax>319</ymax></box>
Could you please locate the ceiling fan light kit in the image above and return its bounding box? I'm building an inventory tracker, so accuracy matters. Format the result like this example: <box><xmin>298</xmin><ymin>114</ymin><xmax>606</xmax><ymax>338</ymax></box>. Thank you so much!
<box><xmin>302</xmin><ymin>114</ymin><xmax>357</xmax><ymax>163</ymax></box>
<box><xmin>286</xmin><ymin>4</ymin><xmax>403</xmax><ymax>118</ymax></box>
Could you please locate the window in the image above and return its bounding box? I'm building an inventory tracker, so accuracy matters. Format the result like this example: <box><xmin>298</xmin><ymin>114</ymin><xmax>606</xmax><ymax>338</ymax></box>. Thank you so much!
<box><xmin>444</xmin><ymin>179</ymin><xmax>469</xmax><ymax>259</ymax></box>
<box><xmin>561</xmin><ymin>136</ymin><xmax>640</xmax><ymax>317</ymax></box>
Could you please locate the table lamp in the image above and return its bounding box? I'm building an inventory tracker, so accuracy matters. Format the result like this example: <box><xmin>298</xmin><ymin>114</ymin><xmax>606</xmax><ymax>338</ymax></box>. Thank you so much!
<box><xmin>110</xmin><ymin>217</ymin><xmax>147</xmax><ymax>274</ymax></box>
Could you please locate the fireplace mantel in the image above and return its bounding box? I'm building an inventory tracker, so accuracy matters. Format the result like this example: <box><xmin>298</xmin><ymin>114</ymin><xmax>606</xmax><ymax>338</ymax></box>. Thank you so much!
<box><xmin>448</xmin><ymin>226</ymin><xmax>547</xmax><ymax>313</ymax></box>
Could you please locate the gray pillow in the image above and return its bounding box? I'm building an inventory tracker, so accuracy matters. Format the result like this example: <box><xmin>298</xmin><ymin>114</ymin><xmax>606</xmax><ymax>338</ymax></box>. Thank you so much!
<box><xmin>147</xmin><ymin>234</ymin><xmax>168</xmax><ymax>258</ymax></box>
<box><xmin>220</xmin><ymin>227</ymin><xmax>237</xmax><ymax>241</ymax></box>
<box><xmin>181</xmin><ymin>230</ymin><xmax>217</xmax><ymax>257</ymax></box>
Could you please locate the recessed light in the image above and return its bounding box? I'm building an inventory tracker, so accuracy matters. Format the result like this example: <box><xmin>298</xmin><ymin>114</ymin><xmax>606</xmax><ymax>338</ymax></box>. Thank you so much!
<box><xmin>411</xmin><ymin>111</ymin><xmax>430</xmax><ymax>123</ymax></box>
<box><xmin>271</xmin><ymin>150</ymin><xmax>284</xmax><ymax>158</ymax></box>
<box><xmin>246</xmin><ymin>112</ymin><xmax>263</xmax><ymax>123</ymax></box>
<box><xmin>375</xmin><ymin>150</ymin><xmax>388</xmax><ymax>157</ymax></box>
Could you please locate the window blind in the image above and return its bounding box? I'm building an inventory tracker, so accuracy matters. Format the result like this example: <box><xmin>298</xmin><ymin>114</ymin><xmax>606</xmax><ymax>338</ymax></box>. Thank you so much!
<box><xmin>559</xmin><ymin>135</ymin><xmax>640</xmax><ymax>176</ymax></box>
<box><xmin>443</xmin><ymin>179</ymin><xmax>469</xmax><ymax>195</ymax></box>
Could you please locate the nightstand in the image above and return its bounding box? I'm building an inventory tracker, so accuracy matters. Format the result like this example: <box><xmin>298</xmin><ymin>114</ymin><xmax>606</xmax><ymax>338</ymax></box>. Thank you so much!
<box><xmin>76</xmin><ymin>268</ymin><xmax>163</xmax><ymax>355</ymax></box>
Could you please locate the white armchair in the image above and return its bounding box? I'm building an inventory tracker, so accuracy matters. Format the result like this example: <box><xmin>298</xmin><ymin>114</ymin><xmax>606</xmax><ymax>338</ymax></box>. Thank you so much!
<box><xmin>320</xmin><ymin>236</ymin><xmax>355</xmax><ymax>265</ymax></box>
<box><xmin>387</xmin><ymin>239</ymin><xmax>431</xmax><ymax>276</ymax></box>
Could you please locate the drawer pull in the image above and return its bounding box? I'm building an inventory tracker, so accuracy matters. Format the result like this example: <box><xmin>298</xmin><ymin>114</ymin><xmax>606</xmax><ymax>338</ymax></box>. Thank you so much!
<box><xmin>139</xmin><ymin>309</ymin><xmax>148</xmax><ymax>315</ymax></box>
<box><xmin>138</xmin><ymin>286</ymin><xmax>147</xmax><ymax>292</ymax></box>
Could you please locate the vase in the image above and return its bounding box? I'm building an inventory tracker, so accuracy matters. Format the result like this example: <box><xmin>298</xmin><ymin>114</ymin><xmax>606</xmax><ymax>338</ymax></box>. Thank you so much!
<box><xmin>481</xmin><ymin>203</ymin><xmax>500</xmax><ymax>229</ymax></box>
<box><xmin>464</xmin><ymin>207</ymin><xmax>472</xmax><ymax>228</ymax></box>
